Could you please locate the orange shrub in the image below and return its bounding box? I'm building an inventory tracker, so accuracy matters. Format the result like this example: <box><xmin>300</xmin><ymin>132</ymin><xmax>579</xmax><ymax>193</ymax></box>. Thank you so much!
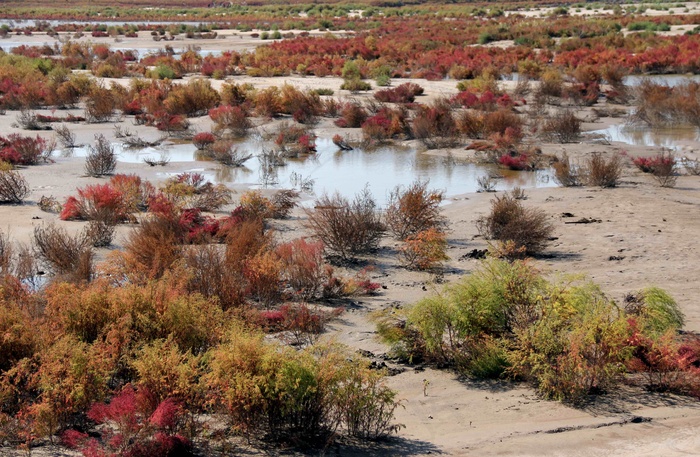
<box><xmin>399</xmin><ymin>228</ymin><xmax>449</xmax><ymax>270</ymax></box>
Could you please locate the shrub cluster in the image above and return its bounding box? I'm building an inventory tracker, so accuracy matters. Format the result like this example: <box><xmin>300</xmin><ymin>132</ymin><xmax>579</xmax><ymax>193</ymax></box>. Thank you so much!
<box><xmin>377</xmin><ymin>260</ymin><xmax>698</xmax><ymax>404</ymax></box>
<box><xmin>374</xmin><ymin>82</ymin><xmax>424</xmax><ymax>103</ymax></box>
<box><xmin>0</xmin><ymin>134</ymin><xmax>52</xmax><ymax>165</ymax></box>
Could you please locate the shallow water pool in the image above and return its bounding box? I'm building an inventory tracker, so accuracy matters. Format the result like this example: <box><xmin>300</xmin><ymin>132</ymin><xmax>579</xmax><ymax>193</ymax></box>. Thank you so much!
<box><xmin>589</xmin><ymin>124</ymin><xmax>700</xmax><ymax>149</ymax></box>
<box><xmin>59</xmin><ymin>138</ymin><xmax>555</xmax><ymax>205</ymax></box>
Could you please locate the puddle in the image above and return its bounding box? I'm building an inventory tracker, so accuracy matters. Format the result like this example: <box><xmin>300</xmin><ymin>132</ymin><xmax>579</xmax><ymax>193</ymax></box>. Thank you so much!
<box><xmin>59</xmin><ymin>138</ymin><xmax>555</xmax><ymax>205</ymax></box>
<box><xmin>58</xmin><ymin>142</ymin><xmax>203</xmax><ymax>163</ymax></box>
<box><xmin>589</xmin><ymin>124</ymin><xmax>700</xmax><ymax>149</ymax></box>
<box><xmin>157</xmin><ymin>139</ymin><xmax>555</xmax><ymax>206</ymax></box>
<box><xmin>623</xmin><ymin>74</ymin><xmax>700</xmax><ymax>87</ymax></box>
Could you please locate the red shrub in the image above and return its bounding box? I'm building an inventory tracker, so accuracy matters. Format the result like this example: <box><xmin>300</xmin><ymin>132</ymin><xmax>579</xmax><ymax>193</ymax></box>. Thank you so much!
<box><xmin>149</xmin><ymin>398</ymin><xmax>181</xmax><ymax>430</ymax></box>
<box><xmin>499</xmin><ymin>153</ymin><xmax>532</xmax><ymax>171</ymax></box>
<box><xmin>0</xmin><ymin>134</ymin><xmax>48</xmax><ymax>165</ymax></box>
<box><xmin>374</xmin><ymin>82</ymin><xmax>424</xmax><ymax>103</ymax></box>
<box><xmin>633</xmin><ymin>155</ymin><xmax>675</xmax><ymax>173</ymax></box>
<box><xmin>59</xmin><ymin>183</ymin><xmax>130</xmax><ymax>222</ymax></box>
<box><xmin>59</xmin><ymin>196</ymin><xmax>82</xmax><ymax>220</ymax></box>
<box><xmin>192</xmin><ymin>132</ymin><xmax>216</xmax><ymax>150</ymax></box>
<box><xmin>334</xmin><ymin>102</ymin><xmax>368</xmax><ymax>128</ymax></box>
<box><xmin>178</xmin><ymin>208</ymin><xmax>220</xmax><ymax>243</ymax></box>
<box><xmin>76</xmin><ymin>386</ymin><xmax>191</xmax><ymax>457</ymax></box>
<box><xmin>153</xmin><ymin>112</ymin><xmax>189</xmax><ymax>133</ymax></box>
<box><xmin>0</xmin><ymin>147</ymin><xmax>22</xmax><ymax>164</ymax></box>
<box><xmin>362</xmin><ymin>113</ymin><xmax>394</xmax><ymax>141</ymax></box>
<box><xmin>274</xmin><ymin>303</ymin><xmax>344</xmax><ymax>345</ymax></box>
<box><xmin>209</xmin><ymin>104</ymin><xmax>250</xmax><ymax>137</ymax></box>
<box><xmin>259</xmin><ymin>309</ymin><xmax>285</xmax><ymax>331</ymax></box>
<box><xmin>122</xmin><ymin>99</ymin><xmax>143</xmax><ymax>115</ymax></box>
<box><xmin>61</xmin><ymin>429</ymin><xmax>89</xmax><ymax>449</ymax></box>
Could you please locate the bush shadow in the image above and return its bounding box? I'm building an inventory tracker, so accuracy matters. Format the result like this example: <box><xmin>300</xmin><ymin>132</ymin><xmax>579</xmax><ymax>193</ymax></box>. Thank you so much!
<box><xmin>327</xmin><ymin>436</ymin><xmax>444</xmax><ymax>456</ymax></box>
<box><xmin>580</xmin><ymin>384</ymin><xmax>700</xmax><ymax>416</ymax></box>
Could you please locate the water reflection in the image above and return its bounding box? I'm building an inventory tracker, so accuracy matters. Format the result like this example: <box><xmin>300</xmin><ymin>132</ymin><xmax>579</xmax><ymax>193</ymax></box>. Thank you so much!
<box><xmin>590</xmin><ymin>124</ymin><xmax>700</xmax><ymax>149</ymax></box>
<box><xmin>61</xmin><ymin>137</ymin><xmax>556</xmax><ymax>205</ymax></box>
<box><xmin>623</xmin><ymin>74</ymin><xmax>700</xmax><ymax>88</ymax></box>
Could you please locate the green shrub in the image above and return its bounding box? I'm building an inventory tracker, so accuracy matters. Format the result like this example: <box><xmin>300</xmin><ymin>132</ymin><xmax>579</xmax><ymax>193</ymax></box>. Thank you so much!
<box><xmin>378</xmin><ymin>260</ymin><xmax>544</xmax><ymax>373</ymax></box>
<box><xmin>378</xmin><ymin>260</ymin><xmax>642</xmax><ymax>401</ymax></box>
<box><xmin>510</xmin><ymin>285</ymin><xmax>632</xmax><ymax>403</ymax></box>
<box><xmin>205</xmin><ymin>329</ymin><xmax>402</xmax><ymax>443</ymax></box>
<box><xmin>624</xmin><ymin>287</ymin><xmax>685</xmax><ymax>337</ymax></box>
<box><xmin>340</xmin><ymin>79</ymin><xmax>372</xmax><ymax>92</ymax></box>
<box><xmin>154</xmin><ymin>64</ymin><xmax>177</xmax><ymax>80</ymax></box>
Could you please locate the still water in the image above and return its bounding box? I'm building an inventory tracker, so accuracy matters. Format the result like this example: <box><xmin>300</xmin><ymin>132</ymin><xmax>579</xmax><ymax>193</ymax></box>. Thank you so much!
<box><xmin>60</xmin><ymin>138</ymin><xmax>555</xmax><ymax>205</ymax></box>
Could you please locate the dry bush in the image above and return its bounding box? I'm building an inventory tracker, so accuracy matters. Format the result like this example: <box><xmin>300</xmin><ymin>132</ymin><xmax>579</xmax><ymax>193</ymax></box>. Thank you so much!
<box><xmin>84</xmin><ymin>134</ymin><xmax>117</xmax><ymax>177</ymax></box>
<box><xmin>540</xmin><ymin>110</ymin><xmax>581</xmax><ymax>143</ymax></box>
<box><xmin>84</xmin><ymin>86</ymin><xmax>116</xmax><ymax>123</ymax></box>
<box><xmin>476</xmin><ymin>191</ymin><xmax>553</xmax><ymax>255</ymax></box>
<box><xmin>458</xmin><ymin>110</ymin><xmax>485</xmax><ymax>139</ymax></box>
<box><xmin>237</xmin><ymin>189</ymin><xmax>275</xmax><ymax>220</ymax></box>
<box><xmin>276</xmin><ymin>238</ymin><xmax>327</xmax><ymax>301</ymax></box>
<box><xmin>84</xmin><ymin>220</ymin><xmax>116</xmax><ymax>247</ymax></box>
<box><xmin>279</xmin><ymin>84</ymin><xmax>322</xmax><ymax>124</ymax></box>
<box><xmin>586</xmin><ymin>152</ymin><xmax>622</xmax><ymax>188</ymax></box>
<box><xmin>411</xmin><ymin>100</ymin><xmax>460</xmax><ymax>149</ymax></box>
<box><xmin>164</xmin><ymin>78</ymin><xmax>220</xmax><ymax>117</ymax></box>
<box><xmin>630</xmin><ymin>80</ymin><xmax>700</xmax><ymax>128</ymax></box>
<box><xmin>183</xmin><ymin>244</ymin><xmax>245</xmax><ymax>310</ymax></box>
<box><xmin>209</xmin><ymin>105</ymin><xmax>251</xmax><ymax>138</ymax></box>
<box><xmin>535</xmin><ymin>70</ymin><xmax>564</xmax><ymax>101</ymax></box>
<box><xmin>0</xmin><ymin>170</ymin><xmax>30</xmax><ymax>204</ymax></box>
<box><xmin>33</xmin><ymin>223</ymin><xmax>93</xmax><ymax>282</ymax></box>
<box><xmin>482</xmin><ymin>109</ymin><xmax>523</xmax><ymax>137</ymax></box>
<box><xmin>208</xmin><ymin>140</ymin><xmax>253</xmax><ymax>166</ymax></box>
<box><xmin>0</xmin><ymin>228</ymin><xmax>11</xmax><ymax>275</ymax></box>
<box><xmin>270</xmin><ymin>189</ymin><xmax>299</xmax><ymax>219</ymax></box>
<box><xmin>553</xmin><ymin>152</ymin><xmax>583</xmax><ymax>187</ymax></box>
<box><xmin>55</xmin><ymin>124</ymin><xmax>77</xmax><ymax>148</ymax></box>
<box><xmin>224</xmin><ymin>218</ymin><xmax>271</xmax><ymax>265</ymax></box>
<box><xmin>220</xmin><ymin>81</ymin><xmax>251</xmax><ymax>106</ymax></box>
<box><xmin>477</xmin><ymin>175</ymin><xmax>497</xmax><ymax>193</ymax></box>
<box><xmin>304</xmin><ymin>188</ymin><xmax>385</xmax><ymax>260</ymax></box>
<box><xmin>254</xmin><ymin>86</ymin><xmax>282</xmax><ymax>118</ymax></box>
<box><xmin>272</xmin><ymin>121</ymin><xmax>316</xmax><ymax>157</ymax></box>
<box><xmin>683</xmin><ymin>157</ymin><xmax>700</xmax><ymax>176</ymax></box>
<box><xmin>245</xmin><ymin>250</ymin><xmax>283</xmax><ymax>308</ymax></box>
<box><xmin>122</xmin><ymin>214</ymin><xmax>183</xmax><ymax>280</ymax></box>
<box><xmin>385</xmin><ymin>180</ymin><xmax>446</xmax><ymax>240</ymax></box>
<box><xmin>335</xmin><ymin>101</ymin><xmax>368</xmax><ymax>128</ymax></box>
<box><xmin>160</xmin><ymin>172</ymin><xmax>232</xmax><ymax>212</ymax></box>
<box><xmin>15</xmin><ymin>109</ymin><xmax>48</xmax><ymax>130</ymax></box>
<box><xmin>650</xmin><ymin>150</ymin><xmax>678</xmax><ymax>188</ymax></box>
